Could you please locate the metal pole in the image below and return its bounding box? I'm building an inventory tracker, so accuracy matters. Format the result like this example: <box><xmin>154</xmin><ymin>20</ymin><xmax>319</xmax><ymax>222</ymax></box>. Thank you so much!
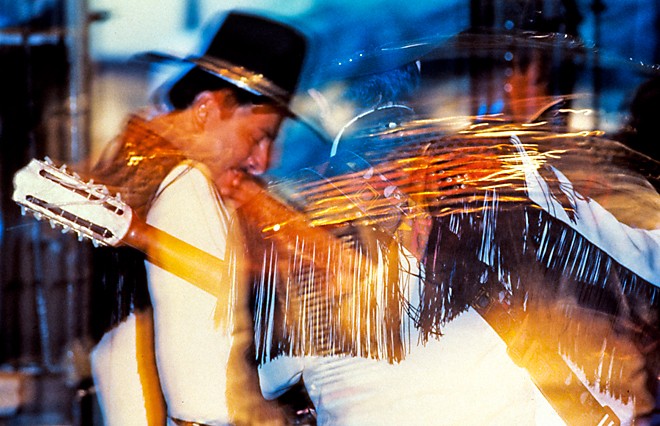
<box><xmin>64</xmin><ymin>3</ymin><xmax>94</xmax><ymax>424</ymax></box>
<box><xmin>65</xmin><ymin>0</ymin><xmax>91</xmax><ymax>165</ymax></box>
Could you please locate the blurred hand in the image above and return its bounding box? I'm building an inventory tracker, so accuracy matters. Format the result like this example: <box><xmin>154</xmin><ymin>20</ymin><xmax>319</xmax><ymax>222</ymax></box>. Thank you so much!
<box><xmin>218</xmin><ymin>169</ymin><xmax>265</xmax><ymax>206</ymax></box>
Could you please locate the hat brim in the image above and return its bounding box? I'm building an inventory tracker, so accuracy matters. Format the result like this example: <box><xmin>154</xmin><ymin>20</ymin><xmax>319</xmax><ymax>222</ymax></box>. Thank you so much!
<box><xmin>137</xmin><ymin>51</ymin><xmax>291</xmax><ymax>107</ymax></box>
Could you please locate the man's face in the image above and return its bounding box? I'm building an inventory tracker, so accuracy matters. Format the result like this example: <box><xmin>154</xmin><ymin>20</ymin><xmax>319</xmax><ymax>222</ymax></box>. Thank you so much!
<box><xmin>190</xmin><ymin>92</ymin><xmax>284</xmax><ymax>193</ymax></box>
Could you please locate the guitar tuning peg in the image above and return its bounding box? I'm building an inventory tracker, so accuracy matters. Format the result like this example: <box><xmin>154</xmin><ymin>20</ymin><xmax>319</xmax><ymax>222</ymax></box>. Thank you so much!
<box><xmin>59</xmin><ymin>164</ymin><xmax>68</xmax><ymax>172</ymax></box>
<box><xmin>61</xmin><ymin>226</ymin><xmax>70</xmax><ymax>234</ymax></box>
<box><xmin>33</xmin><ymin>212</ymin><xmax>42</xmax><ymax>221</ymax></box>
<box><xmin>77</xmin><ymin>232</ymin><xmax>84</xmax><ymax>242</ymax></box>
<box><xmin>44</xmin><ymin>156</ymin><xmax>54</xmax><ymax>165</ymax></box>
<box><xmin>20</xmin><ymin>206</ymin><xmax>26</xmax><ymax>216</ymax></box>
<box><xmin>115</xmin><ymin>192</ymin><xmax>122</xmax><ymax>201</ymax></box>
<box><xmin>49</xmin><ymin>220</ymin><xmax>57</xmax><ymax>229</ymax></box>
<box><xmin>92</xmin><ymin>239</ymin><xmax>100</xmax><ymax>248</ymax></box>
<box><xmin>72</xmin><ymin>172</ymin><xmax>81</xmax><ymax>180</ymax></box>
<box><xmin>88</xmin><ymin>179</ymin><xmax>94</xmax><ymax>185</ymax></box>
<box><xmin>101</xmin><ymin>185</ymin><xmax>110</xmax><ymax>195</ymax></box>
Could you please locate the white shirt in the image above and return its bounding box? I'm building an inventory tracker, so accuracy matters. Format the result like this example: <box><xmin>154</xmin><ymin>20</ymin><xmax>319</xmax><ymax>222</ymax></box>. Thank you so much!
<box><xmin>146</xmin><ymin>162</ymin><xmax>234</xmax><ymax>425</ymax></box>
<box><xmin>259</xmin><ymin>248</ymin><xmax>561</xmax><ymax>425</ymax></box>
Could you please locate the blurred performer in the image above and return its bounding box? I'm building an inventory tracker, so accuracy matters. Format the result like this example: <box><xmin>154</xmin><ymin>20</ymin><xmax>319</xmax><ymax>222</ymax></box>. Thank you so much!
<box><xmin>496</xmin><ymin>32</ymin><xmax>660</xmax><ymax>424</ymax></box>
<box><xmin>465</xmin><ymin>26</ymin><xmax>660</xmax><ymax>423</ymax></box>
<box><xmin>237</xmin><ymin>50</ymin><xmax>660</xmax><ymax>425</ymax></box>
<box><xmin>240</xmin><ymin>62</ymin><xmax>544</xmax><ymax>425</ymax></box>
<box><xmin>88</xmin><ymin>11</ymin><xmax>308</xmax><ymax>425</ymax></box>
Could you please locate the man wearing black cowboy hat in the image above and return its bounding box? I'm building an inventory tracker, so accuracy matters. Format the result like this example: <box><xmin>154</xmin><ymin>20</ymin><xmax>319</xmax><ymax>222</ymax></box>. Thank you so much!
<box><xmin>87</xmin><ymin>10</ymin><xmax>309</xmax><ymax>426</ymax></box>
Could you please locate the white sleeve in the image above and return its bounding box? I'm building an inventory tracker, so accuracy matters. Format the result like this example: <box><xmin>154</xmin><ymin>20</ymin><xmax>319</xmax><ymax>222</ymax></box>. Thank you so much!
<box><xmin>258</xmin><ymin>356</ymin><xmax>304</xmax><ymax>400</ymax></box>
<box><xmin>513</xmin><ymin>136</ymin><xmax>660</xmax><ymax>286</ymax></box>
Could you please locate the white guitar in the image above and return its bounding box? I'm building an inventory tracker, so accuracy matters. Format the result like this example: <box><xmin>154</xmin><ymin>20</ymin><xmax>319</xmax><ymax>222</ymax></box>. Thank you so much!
<box><xmin>12</xmin><ymin>157</ymin><xmax>225</xmax><ymax>296</ymax></box>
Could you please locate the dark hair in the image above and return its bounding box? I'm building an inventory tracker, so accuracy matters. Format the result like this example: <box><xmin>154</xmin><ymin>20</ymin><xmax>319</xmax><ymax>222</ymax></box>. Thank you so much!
<box><xmin>343</xmin><ymin>62</ymin><xmax>420</xmax><ymax>108</ymax></box>
<box><xmin>617</xmin><ymin>76</ymin><xmax>660</xmax><ymax>161</ymax></box>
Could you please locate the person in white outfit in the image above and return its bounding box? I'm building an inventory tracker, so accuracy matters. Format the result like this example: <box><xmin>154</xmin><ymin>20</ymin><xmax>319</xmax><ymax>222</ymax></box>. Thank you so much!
<box><xmin>87</xmin><ymin>10</ymin><xmax>309</xmax><ymax>426</ymax></box>
<box><xmin>245</xmin><ymin>60</ymin><xmax>660</xmax><ymax>425</ymax></box>
<box><xmin>250</xmin><ymin>129</ymin><xmax>660</xmax><ymax>425</ymax></box>
<box><xmin>240</xmin><ymin>62</ymin><xmax>546</xmax><ymax>425</ymax></box>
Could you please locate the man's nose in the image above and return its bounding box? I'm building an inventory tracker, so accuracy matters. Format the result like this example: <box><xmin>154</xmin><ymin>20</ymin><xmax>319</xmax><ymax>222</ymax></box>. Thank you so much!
<box><xmin>245</xmin><ymin>141</ymin><xmax>271</xmax><ymax>176</ymax></box>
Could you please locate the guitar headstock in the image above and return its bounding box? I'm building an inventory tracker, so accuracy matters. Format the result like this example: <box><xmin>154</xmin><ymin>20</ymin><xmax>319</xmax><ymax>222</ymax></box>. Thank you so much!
<box><xmin>12</xmin><ymin>157</ymin><xmax>132</xmax><ymax>247</ymax></box>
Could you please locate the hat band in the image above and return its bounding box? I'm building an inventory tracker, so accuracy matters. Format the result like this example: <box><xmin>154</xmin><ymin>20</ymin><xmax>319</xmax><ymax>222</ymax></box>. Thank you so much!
<box><xmin>187</xmin><ymin>55</ymin><xmax>290</xmax><ymax>105</ymax></box>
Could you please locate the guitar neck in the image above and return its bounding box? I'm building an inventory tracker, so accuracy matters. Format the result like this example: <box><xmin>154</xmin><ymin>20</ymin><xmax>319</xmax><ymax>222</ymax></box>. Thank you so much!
<box><xmin>123</xmin><ymin>215</ymin><xmax>227</xmax><ymax>298</ymax></box>
<box><xmin>12</xmin><ymin>158</ymin><xmax>229</xmax><ymax>298</ymax></box>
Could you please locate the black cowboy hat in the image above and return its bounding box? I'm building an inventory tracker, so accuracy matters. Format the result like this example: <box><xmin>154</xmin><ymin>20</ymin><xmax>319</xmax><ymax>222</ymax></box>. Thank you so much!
<box><xmin>143</xmin><ymin>10</ymin><xmax>307</xmax><ymax>110</ymax></box>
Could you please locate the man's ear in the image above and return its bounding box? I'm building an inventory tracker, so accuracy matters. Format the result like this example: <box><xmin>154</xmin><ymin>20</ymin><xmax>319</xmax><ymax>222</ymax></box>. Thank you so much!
<box><xmin>191</xmin><ymin>91</ymin><xmax>216</xmax><ymax>128</ymax></box>
<box><xmin>192</xmin><ymin>89</ymin><xmax>237</xmax><ymax>124</ymax></box>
